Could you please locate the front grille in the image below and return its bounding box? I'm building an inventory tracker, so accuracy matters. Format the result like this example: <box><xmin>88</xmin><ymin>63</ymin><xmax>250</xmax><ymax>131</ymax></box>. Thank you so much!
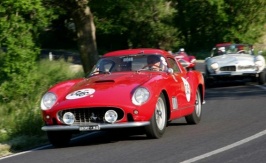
<box><xmin>237</xmin><ymin>65</ymin><xmax>255</xmax><ymax>70</ymax></box>
<box><xmin>58</xmin><ymin>107</ymin><xmax>124</xmax><ymax>125</ymax></box>
<box><xmin>220</xmin><ymin>66</ymin><xmax>236</xmax><ymax>71</ymax></box>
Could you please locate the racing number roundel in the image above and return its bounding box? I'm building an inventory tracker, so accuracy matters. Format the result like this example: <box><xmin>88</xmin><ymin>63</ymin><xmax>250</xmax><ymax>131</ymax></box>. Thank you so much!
<box><xmin>66</xmin><ymin>88</ymin><xmax>95</xmax><ymax>99</ymax></box>
<box><xmin>181</xmin><ymin>77</ymin><xmax>191</xmax><ymax>102</ymax></box>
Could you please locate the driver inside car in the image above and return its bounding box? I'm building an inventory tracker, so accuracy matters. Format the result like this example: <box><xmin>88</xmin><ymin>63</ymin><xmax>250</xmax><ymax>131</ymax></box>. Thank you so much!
<box><xmin>146</xmin><ymin>55</ymin><xmax>162</xmax><ymax>71</ymax></box>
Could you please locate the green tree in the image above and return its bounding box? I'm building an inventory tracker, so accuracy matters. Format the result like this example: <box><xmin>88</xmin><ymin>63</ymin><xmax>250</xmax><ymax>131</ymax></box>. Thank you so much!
<box><xmin>0</xmin><ymin>0</ymin><xmax>53</xmax><ymax>101</ymax></box>
<box><xmin>174</xmin><ymin>0</ymin><xmax>266</xmax><ymax>51</ymax></box>
<box><xmin>70</xmin><ymin>0</ymin><xmax>99</xmax><ymax>73</ymax></box>
<box><xmin>222</xmin><ymin>0</ymin><xmax>266</xmax><ymax>43</ymax></box>
<box><xmin>44</xmin><ymin>0</ymin><xmax>99</xmax><ymax>73</ymax></box>
<box><xmin>90</xmin><ymin>0</ymin><xmax>180</xmax><ymax>52</ymax></box>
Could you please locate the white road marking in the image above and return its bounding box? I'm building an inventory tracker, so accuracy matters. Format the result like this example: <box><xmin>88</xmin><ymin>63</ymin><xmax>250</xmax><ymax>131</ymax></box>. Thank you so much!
<box><xmin>180</xmin><ymin>129</ymin><xmax>266</xmax><ymax>163</ymax></box>
<box><xmin>181</xmin><ymin>85</ymin><xmax>266</xmax><ymax>163</ymax></box>
<box><xmin>0</xmin><ymin>144</ymin><xmax>52</xmax><ymax>160</ymax></box>
<box><xmin>0</xmin><ymin>132</ymin><xmax>98</xmax><ymax>161</ymax></box>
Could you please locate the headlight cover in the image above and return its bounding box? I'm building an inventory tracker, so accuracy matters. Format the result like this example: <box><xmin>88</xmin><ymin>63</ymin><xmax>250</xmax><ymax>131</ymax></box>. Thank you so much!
<box><xmin>210</xmin><ymin>62</ymin><xmax>219</xmax><ymax>70</ymax></box>
<box><xmin>104</xmin><ymin>110</ymin><xmax>118</xmax><ymax>123</ymax></box>
<box><xmin>132</xmin><ymin>87</ymin><xmax>150</xmax><ymax>106</ymax></box>
<box><xmin>41</xmin><ymin>92</ymin><xmax>57</xmax><ymax>110</ymax></box>
<box><xmin>255</xmin><ymin>60</ymin><xmax>263</xmax><ymax>67</ymax></box>
<box><xmin>255</xmin><ymin>55</ymin><xmax>265</xmax><ymax>71</ymax></box>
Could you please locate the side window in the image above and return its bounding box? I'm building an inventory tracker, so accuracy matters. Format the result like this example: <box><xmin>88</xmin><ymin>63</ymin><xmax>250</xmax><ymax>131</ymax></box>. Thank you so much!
<box><xmin>98</xmin><ymin>59</ymin><xmax>115</xmax><ymax>72</ymax></box>
<box><xmin>167</xmin><ymin>58</ymin><xmax>180</xmax><ymax>73</ymax></box>
<box><xmin>103</xmin><ymin>62</ymin><xmax>114</xmax><ymax>72</ymax></box>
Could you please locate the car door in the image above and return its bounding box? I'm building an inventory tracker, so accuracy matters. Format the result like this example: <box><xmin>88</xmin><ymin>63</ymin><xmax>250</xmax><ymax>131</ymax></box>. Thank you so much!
<box><xmin>167</xmin><ymin>58</ymin><xmax>190</xmax><ymax>114</ymax></box>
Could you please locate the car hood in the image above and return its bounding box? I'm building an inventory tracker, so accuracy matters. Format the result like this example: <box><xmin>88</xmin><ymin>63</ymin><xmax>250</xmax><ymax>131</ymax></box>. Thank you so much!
<box><xmin>207</xmin><ymin>54</ymin><xmax>254</xmax><ymax>65</ymax></box>
<box><xmin>53</xmin><ymin>72</ymin><xmax>159</xmax><ymax>109</ymax></box>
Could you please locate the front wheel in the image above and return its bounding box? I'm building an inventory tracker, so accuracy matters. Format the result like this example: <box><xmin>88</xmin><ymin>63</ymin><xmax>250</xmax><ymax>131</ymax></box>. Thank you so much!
<box><xmin>204</xmin><ymin>66</ymin><xmax>212</xmax><ymax>88</ymax></box>
<box><xmin>145</xmin><ymin>93</ymin><xmax>167</xmax><ymax>139</ymax></box>
<box><xmin>185</xmin><ymin>88</ymin><xmax>202</xmax><ymax>124</ymax></box>
<box><xmin>258</xmin><ymin>70</ymin><xmax>265</xmax><ymax>85</ymax></box>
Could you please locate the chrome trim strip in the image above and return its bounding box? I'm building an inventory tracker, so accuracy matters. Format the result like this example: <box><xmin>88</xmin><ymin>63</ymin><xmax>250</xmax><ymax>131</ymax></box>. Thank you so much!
<box><xmin>42</xmin><ymin>121</ymin><xmax>150</xmax><ymax>131</ymax></box>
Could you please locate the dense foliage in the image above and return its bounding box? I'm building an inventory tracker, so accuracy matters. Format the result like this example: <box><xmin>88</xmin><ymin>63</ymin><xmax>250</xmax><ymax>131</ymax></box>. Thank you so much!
<box><xmin>0</xmin><ymin>0</ymin><xmax>55</xmax><ymax>101</ymax></box>
<box><xmin>0</xmin><ymin>59</ymin><xmax>83</xmax><ymax>152</ymax></box>
<box><xmin>174</xmin><ymin>0</ymin><xmax>266</xmax><ymax>51</ymax></box>
<box><xmin>90</xmin><ymin>0</ymin><xmax>266</xmax><ymax>53</ymax></box>
<box><xmin>90</xmin><ymin>0</ymin><xmax>179</xmax><ymax>53</ymax></box>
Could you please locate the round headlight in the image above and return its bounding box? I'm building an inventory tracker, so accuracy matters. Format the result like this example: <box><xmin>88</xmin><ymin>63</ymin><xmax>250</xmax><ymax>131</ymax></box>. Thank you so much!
<box><xmin>104</xmin><ymin>110</ymin><xmax>118</xmax><ymax>123</ymax></box>
<box><xmin>210</xmin><ymin>62</ymin><xmax>219</xmax><ymax>70</ymax></box>
<box><xmin>63</xmin><ymin>112</ymin><xmax>75</xmax><ymax>125</ymax></box>
<box><xmin>132</xmin><ymin>87</ymin><xmax>150</xmax><ymax>105</ymax></box>
<box><xmin>255</xmin><ymin>60</ymin><xmax>263</xmax><ymax>67</ymax></box>
<box><xmin>40</xmin><ymin>92</ymin><xmax>57</xmax><ymax>110</ymax></box>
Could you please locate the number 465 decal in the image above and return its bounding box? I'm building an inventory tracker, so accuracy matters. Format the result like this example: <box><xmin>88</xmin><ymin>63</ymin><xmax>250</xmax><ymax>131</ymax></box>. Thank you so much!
<box><xmin>181</xmin><ymin>77</ymin><xmax>191</xmax><ymax>102</ymax></box>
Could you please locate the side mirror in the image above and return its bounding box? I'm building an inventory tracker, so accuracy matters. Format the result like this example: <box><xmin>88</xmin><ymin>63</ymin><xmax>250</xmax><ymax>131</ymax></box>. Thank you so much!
<box><xmin>167</xmin><ymin>68</ymin><xmax>174</xmax><ymax>74</ymax></box>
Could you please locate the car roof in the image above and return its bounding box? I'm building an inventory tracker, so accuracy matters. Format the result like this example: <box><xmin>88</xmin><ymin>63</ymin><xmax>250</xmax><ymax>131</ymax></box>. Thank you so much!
<box><xmin>103</xmin><ymin>48</ymin><xmax>173</xmax><ymax>58</ymax></box>
<box><xmin>216</xmin><ymin>43</ymin><xmax>232</xmax><ymax>47</ymax></box>
<box><xmin>215</xmin><ymin>43</ymin><xmax>252</xmax><ymax>47</ymax></box>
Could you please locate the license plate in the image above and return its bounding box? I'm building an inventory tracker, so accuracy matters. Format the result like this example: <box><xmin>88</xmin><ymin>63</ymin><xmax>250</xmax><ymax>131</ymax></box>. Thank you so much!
<box><xmin>79</xmin><ymin>125</ymin><xmax>100</xmax><ymax>131</ymax></box>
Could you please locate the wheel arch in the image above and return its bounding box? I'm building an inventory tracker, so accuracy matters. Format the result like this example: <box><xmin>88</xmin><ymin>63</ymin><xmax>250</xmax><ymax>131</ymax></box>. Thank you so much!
<box><xmin>161</xmin><ymin>90</ymin><xmax>171</xmax><ymax>121</ymax></box>
<box><xmin>197</xmin><ymin>84</ymin><xmax>204</xmax><ymax>104</ymax></box>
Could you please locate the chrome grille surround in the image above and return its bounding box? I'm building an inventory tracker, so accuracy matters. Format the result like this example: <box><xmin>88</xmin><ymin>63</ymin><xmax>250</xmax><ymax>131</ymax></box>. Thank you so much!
<box><xmin>237</xmin><ymin>65</ymin><xmax>256</xmax><ymax>70</ymax></box>
<box><xmin>220</xmin><ymin>66</ymin><xmax>236</xmax><ymax>71</ymax></box>
<box><xmin>57</xmin><ymin>107</ymin><xmax>124</xmax><ymax>125</ymax></box>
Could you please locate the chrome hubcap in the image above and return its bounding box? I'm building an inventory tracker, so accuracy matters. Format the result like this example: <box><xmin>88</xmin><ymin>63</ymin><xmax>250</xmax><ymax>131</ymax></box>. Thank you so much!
<box><xmin>155</xmin><ymin>98</ymin><xmax>166</xmax><ymax>130</ymax></box>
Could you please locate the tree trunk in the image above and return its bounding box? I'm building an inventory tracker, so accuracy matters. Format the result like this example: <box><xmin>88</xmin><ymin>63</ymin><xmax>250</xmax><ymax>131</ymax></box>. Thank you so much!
<box><xmin>71</xmin><ymin>0</ymin><xmax>99</xmax><ymax>74</ymax></box>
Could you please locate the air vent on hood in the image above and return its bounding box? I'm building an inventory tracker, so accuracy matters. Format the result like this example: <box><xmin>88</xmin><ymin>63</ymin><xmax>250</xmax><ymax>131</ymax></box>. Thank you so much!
<box><xmin>95</xmin><ymin>80</ymin><xmax>115</xmax><ymax>83</ymax></box>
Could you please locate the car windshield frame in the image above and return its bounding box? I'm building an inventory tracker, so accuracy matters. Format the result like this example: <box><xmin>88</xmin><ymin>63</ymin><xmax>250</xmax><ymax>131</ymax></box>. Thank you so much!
<box><xmin>88</xmin><ymin>54</ymin><xmax>168</xmax><ymax>76</ymax></box>
<box><xmin>211</xmin><ymin>44</ymin><xmax>254</xmax><ymax>57</ymax></box>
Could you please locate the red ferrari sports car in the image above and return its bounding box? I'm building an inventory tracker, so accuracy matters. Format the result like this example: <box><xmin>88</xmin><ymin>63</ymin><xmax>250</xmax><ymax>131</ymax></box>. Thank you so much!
<box><xmin>174</xmin><ymin>48</ymin><xmax>197</xmax><ymax>70</ymax></box>
<box><xmin>40</xmin><ymin>48</ymin><xmax>205</xmax><ymax>147</ymax></box>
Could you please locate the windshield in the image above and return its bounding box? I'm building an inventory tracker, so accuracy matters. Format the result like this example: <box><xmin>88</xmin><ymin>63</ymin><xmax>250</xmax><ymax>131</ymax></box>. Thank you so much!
<box><xmin>89</xmin><ymin>54</ymin><xmax>168</xmax><ymax>76</ymax></box>
<box><xmin>211</xmin><ymin>44</ymin><xmax>253</xmax><ymax>56</ymax></box>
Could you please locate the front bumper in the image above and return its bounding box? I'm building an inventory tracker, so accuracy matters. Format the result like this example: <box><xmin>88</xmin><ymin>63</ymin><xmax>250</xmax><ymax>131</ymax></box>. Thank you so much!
<box><xmin>42</xmin><ymin>121</ymin><xmax>150</xmax><ymax>131</ymax></box>
<box><xmin>210</xmin><ymin>72</ymin><xmax>258</xmax><ymax>77</ymax></box>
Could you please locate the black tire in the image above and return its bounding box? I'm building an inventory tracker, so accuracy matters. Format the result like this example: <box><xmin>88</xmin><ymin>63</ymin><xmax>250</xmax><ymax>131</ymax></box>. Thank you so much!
<box><xmin>204</xmin><ymin>66</ymin><xmax>210</xmax><ymax>77</ymax></box>
<box><xmin>47</xmin><ymin>131</ymin><xmax>72</xmax><ymax>147</ymax></box>
<box><xmin>204</xmin><ymin>66</ymin><xmax>211</xmax><ymax>88</ymax></box>
<box><xmin>145</xmin><ymin>93</ymin><xmax>167</xmax><ymax>139</ymax></box>
<box><xmin>258</xmin><ymin>70</ymin><xmax>265</xmax><ymax>85</ymax></box>
<box><xmin>185</xmin><ymin>88</ymin><xmax>202</xmax><ymax>124</ymax></box>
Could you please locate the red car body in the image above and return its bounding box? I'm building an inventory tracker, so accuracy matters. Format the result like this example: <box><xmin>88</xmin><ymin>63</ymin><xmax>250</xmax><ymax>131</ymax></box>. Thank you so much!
<box><xmin>40</xmin><ymin>48</ymin><xmax>205</xmax><ymax>147</ymax></box>
<box><xmin>174</xmin><ymin>51</ymin><xmax>197</xmax><ymax>70</ymax></box>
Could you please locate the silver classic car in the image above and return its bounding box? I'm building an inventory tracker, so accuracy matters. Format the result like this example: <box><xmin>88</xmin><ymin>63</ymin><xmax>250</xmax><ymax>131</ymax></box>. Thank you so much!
<box><xmin>205</xmin><ymin>43</ymin><xmax>265</xmax><ymax>85</ymax></box>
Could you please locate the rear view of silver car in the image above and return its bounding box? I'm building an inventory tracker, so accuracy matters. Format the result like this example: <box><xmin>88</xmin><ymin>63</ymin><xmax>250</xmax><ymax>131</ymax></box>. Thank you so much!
<box><xmin>205</xmin><ymin>43</ymin><xmax>265</xmax><ymax>85</ymax></box>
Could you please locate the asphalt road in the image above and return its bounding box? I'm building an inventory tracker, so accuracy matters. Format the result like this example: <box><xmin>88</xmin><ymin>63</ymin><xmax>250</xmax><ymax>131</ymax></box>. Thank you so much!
<box><xmin>1</xmin><ymin>62</ymin><xmax>266</xmax><ymax>163</ymax></box>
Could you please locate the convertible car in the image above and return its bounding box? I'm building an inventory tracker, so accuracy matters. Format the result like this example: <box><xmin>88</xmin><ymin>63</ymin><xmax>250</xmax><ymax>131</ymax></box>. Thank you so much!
<box><xmin>174</xmin><ymin>48</ymin><xmax>197</xmax><ymax>70</ymax></box>
<box><xmin>205</xmin><ymin>43</ymin><xmax>266</xmax><ymax>85</ymax></box>
<box><xmin>40</xmin><ymin>48</ymin><xmax>205</xmax><ymax>147</ymax></box>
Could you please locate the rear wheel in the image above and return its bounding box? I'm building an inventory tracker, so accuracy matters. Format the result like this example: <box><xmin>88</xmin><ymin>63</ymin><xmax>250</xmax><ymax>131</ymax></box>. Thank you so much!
<box><xmin>145</xmin><ymin>93</ymin><xmax>167</xmax><ymax>139</ymax></box>
<box><xmin>185</xmin><ymin>88</ymin><xmax>202</xmax><ymax>124</ymax></box>
<box><xmin>47</xmin><ymin>131</ymin><xmax>72</xmax><ymax>147</ymax></box>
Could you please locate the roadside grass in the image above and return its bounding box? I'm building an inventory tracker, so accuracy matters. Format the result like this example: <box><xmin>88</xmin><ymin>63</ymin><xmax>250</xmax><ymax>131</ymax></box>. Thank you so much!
<box><xmin>0</xmin><ymin>59</ymin><xmax>84</xmax><ymax>157</ymax></box>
